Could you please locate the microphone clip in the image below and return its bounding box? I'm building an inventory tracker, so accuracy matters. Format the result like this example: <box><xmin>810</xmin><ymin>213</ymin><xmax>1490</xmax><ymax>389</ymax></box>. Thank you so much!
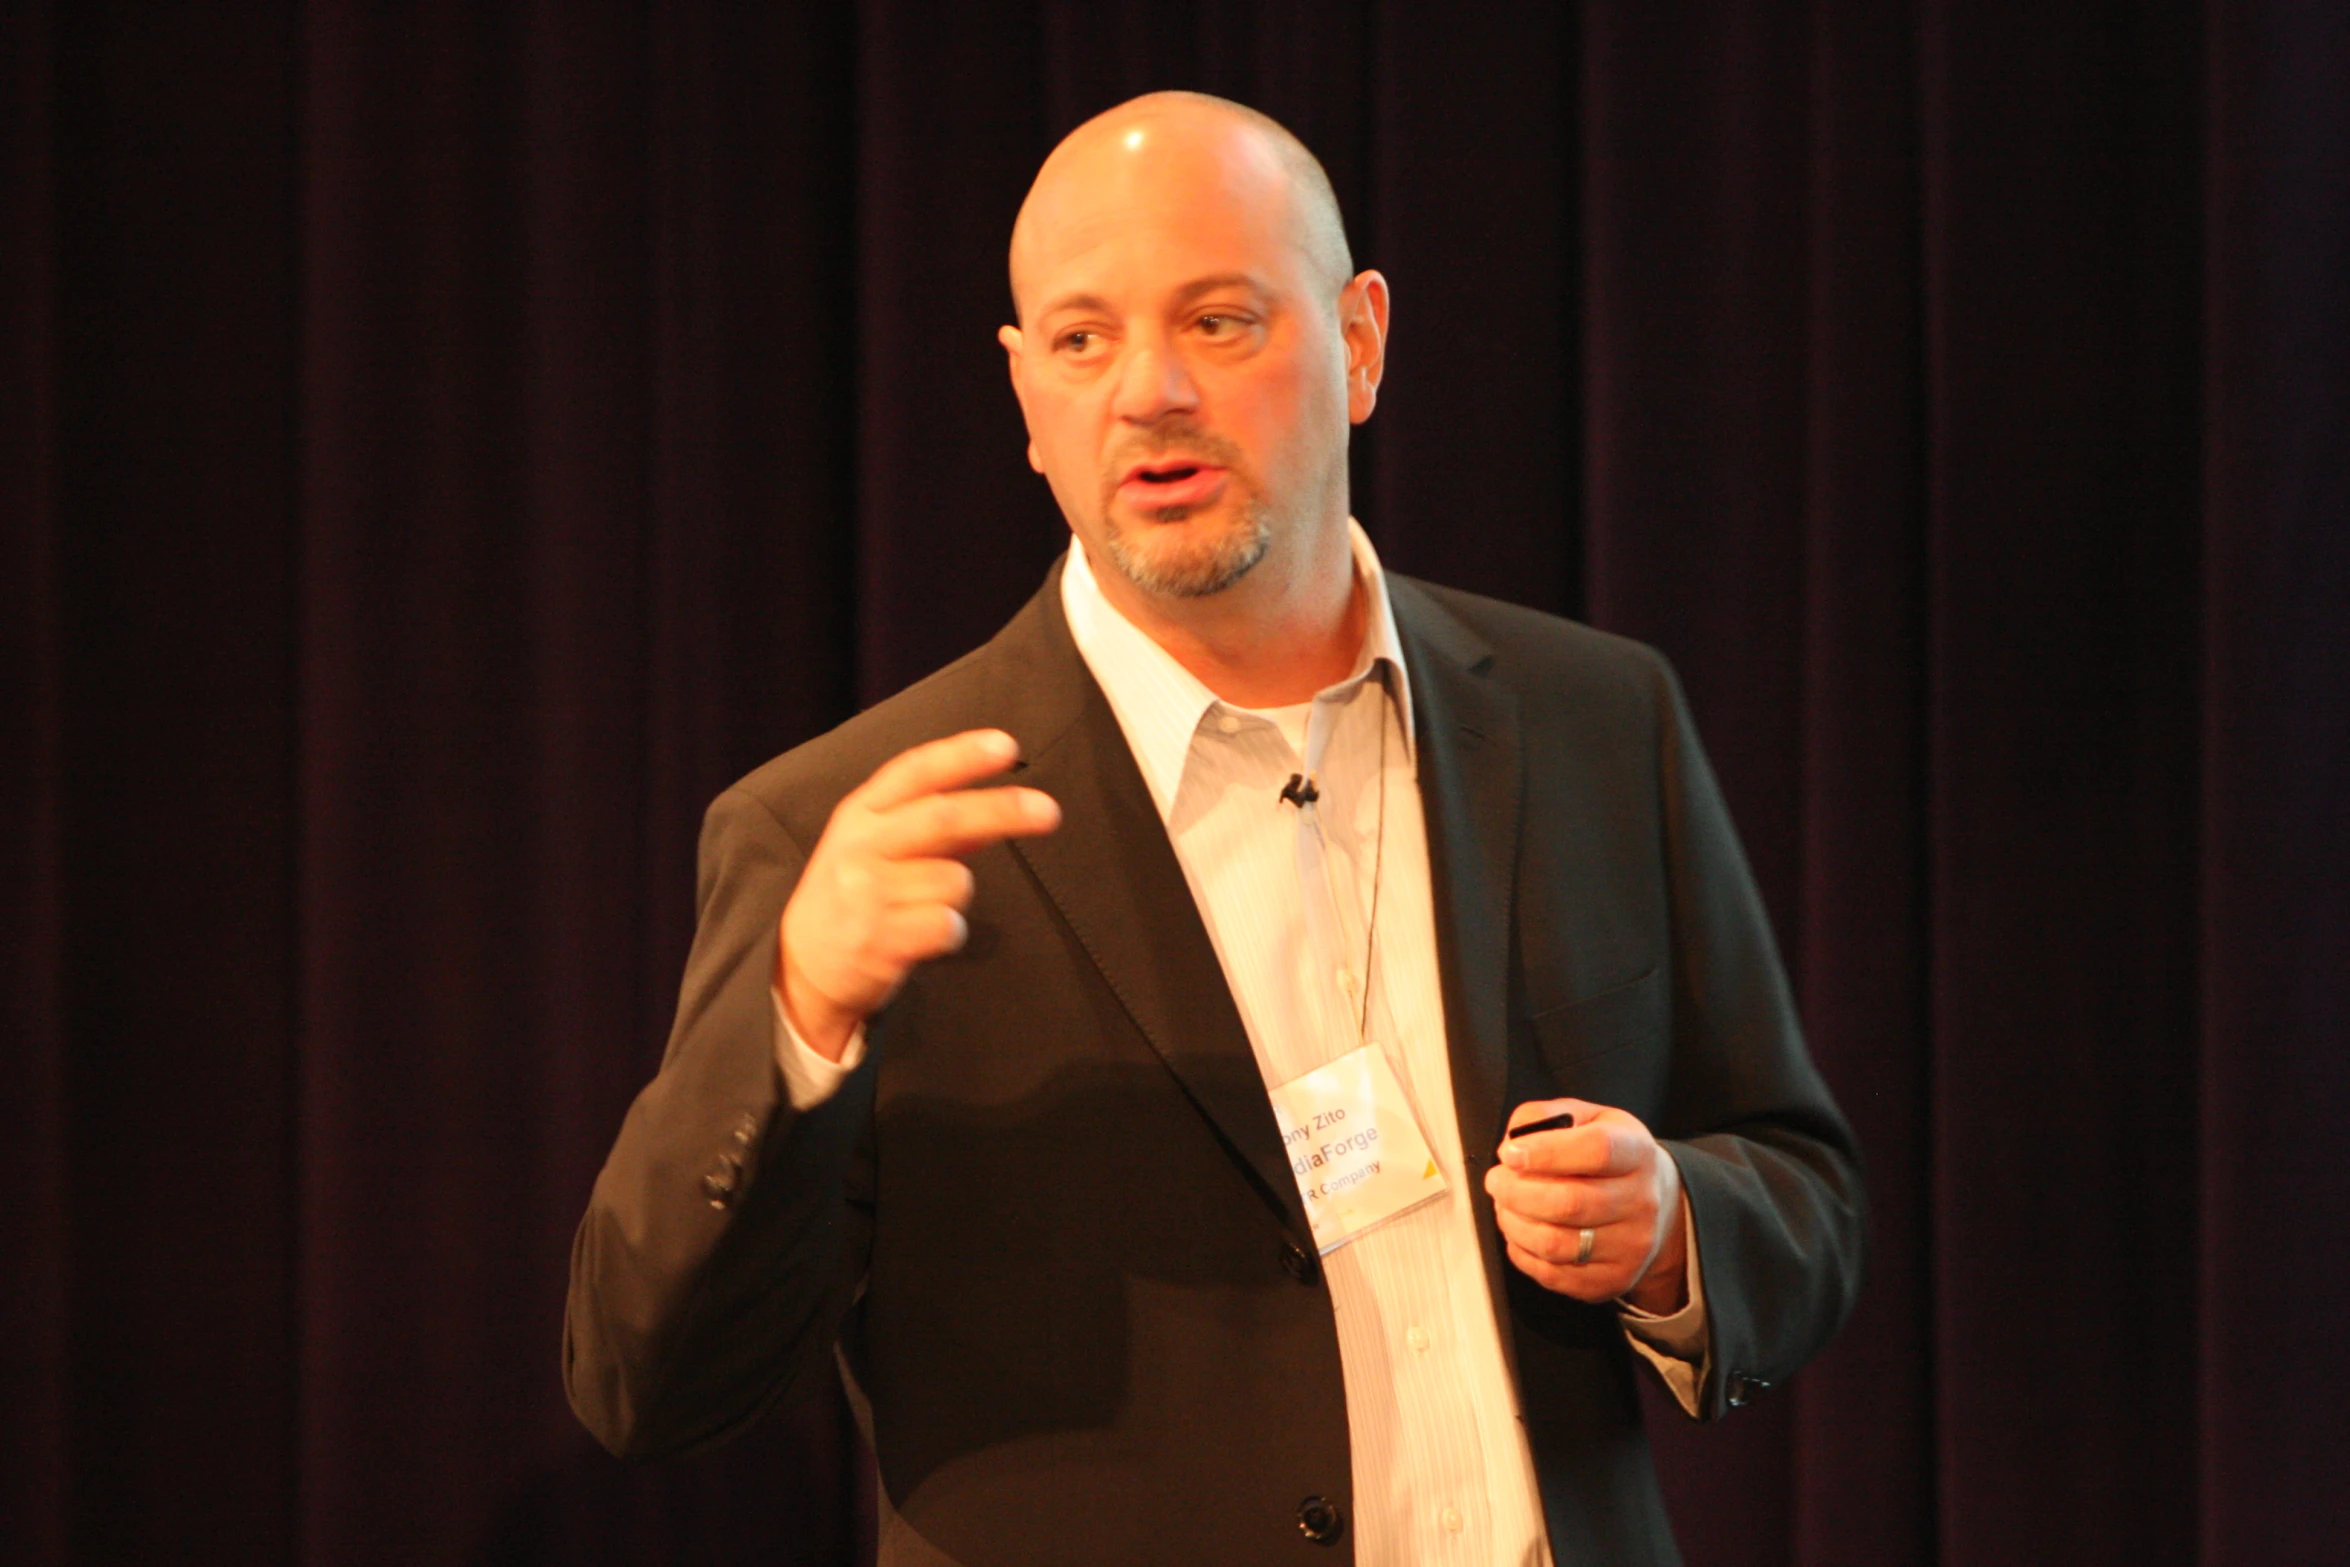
<box><xmin>1279</xmin><ymin>773</ymin><xmax>1320</xmax><ymax>808</ymax></box>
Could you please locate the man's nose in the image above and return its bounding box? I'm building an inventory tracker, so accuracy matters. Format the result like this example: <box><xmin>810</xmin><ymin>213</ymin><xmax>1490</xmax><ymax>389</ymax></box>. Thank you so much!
<box><xmin>1110</xmin><ymin>335</ymin><xmax>1201</xmax><ymax>423</ymax></box>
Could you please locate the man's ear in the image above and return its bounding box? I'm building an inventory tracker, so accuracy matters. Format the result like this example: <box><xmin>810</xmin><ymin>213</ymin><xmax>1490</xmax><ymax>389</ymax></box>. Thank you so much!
<box><xmin>998</xmin><ymin>324</ymin><xmax>1045</xmax><ymax>474</ymax></box>
<box><xmin>1339</xmin><ymin>271</ymin><xmax>1390</xmax><ymax>425</ymax></box>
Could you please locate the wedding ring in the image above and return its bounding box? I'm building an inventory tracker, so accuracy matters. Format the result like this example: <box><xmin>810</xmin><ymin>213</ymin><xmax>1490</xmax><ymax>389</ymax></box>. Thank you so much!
<box><xmin>1573</xmin><ymin>1227</ymin><xmax>1596</xmax><ymax>1266</ymax></box>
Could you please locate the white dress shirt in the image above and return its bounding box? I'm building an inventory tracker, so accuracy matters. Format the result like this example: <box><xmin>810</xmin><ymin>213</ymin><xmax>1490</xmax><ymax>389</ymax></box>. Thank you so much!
<box><xmin>776</xmin><ymin>523</ymin><xmax>1708</xmax><ymax>1563</ymax></box>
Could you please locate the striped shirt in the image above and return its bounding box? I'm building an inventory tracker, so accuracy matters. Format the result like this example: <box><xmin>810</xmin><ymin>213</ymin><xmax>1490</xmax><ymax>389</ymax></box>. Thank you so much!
<box><xmin>1060</xmin><ymin>524</ymin><xmax>1553</xmax><ymax>1564</ymax></box>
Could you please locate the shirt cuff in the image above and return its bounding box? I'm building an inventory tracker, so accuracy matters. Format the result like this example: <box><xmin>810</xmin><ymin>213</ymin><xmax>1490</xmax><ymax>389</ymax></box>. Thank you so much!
<box><xmin>1618</xmin><ymin>1183</ymin><xmax>1710</xmax><ymax>1418</ymax></box>
<box><xmin>771</xmin><ymin>985</ymin><xmax>867</xmax><ymax>1110</ymax></box>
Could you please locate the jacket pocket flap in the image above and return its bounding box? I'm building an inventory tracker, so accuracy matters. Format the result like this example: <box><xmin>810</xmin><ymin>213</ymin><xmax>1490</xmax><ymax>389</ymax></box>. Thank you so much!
<box><xmin>1527</xmin><ymin>965</ymin><xmax>1664</xmax><ymax>1066</ymax></box>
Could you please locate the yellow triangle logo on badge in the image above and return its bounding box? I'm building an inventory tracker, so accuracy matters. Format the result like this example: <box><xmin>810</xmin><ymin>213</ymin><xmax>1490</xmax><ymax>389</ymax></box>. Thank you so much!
<box><xmin>1424</xmin><ymin>1160</ymin><xmax>1439</xmax><ymax>1180</ymax></box>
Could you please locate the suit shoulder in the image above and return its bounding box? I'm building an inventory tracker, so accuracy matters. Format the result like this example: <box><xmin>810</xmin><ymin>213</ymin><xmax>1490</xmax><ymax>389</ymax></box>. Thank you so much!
<box><xmin>1395</xmin><ymin>575</ymin><xmax>1676</xmax><ymax>719</ymax></box>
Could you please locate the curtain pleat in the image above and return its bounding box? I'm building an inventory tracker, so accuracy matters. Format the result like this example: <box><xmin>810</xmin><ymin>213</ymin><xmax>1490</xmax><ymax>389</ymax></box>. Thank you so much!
<box><xmin>2</xmin><ymin>7</ymin><xmax>70</xmax><ymax>1563</ymax></box>
<box><xmin>2196</xmin><ymin>5</ymin><xmax>2350</xmax><ymax>1562</ymax></box>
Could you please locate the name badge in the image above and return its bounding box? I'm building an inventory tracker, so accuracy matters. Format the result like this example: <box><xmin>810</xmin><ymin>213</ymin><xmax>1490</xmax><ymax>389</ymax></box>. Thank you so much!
<box><xmin>1267</xmin><ymin>1044</ymin><xmax>1449</xmax><ymax>1255</ymax></box>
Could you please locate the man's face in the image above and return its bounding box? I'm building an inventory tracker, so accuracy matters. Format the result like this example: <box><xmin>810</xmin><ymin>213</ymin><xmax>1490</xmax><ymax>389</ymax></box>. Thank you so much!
<box><xmin>1000</xmin><ymin>118</ymin><xmax>1384</xmax><ymax>606</ymax></box>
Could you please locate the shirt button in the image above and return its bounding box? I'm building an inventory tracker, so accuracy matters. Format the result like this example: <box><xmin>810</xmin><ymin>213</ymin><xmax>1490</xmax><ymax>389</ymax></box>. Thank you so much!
<box><xmin>1215</xmin><ymin>713</ymin><xmax>1242</xmax><ymax>734</ymax></box>
<box><xmin>1441</xmin><ymin>1506</ymin><xmax>1464</xmax><ymax>1534</ymax></box>
<box><xmin>1406</xmin><ymin>1324</ymin><xmax>1429</xmax><ymax>1353</ymax></box>
<box><xmin>1335</xmin><ymin>967</ymin><xmax>1359</xmax><ymax>998</ymax></box>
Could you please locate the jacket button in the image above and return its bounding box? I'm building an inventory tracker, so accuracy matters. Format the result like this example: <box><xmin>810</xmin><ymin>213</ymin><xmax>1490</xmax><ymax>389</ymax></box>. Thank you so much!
<box><xmin>1296</xmin><ymin>1495</ymin><xmax>1345</xmax><ymax>1545</ymax></box>
<box><xmin>1280</xmin><ymin>1242</ymin><xmax>1320</xmax><ymax>1285</ymax></box>
<box><xmin>702</xmin><ymin>1152</ymin><xmax>743</xmax><ymax>1209</ymax></box>
<box><xmin>1726</xmin><ymin>1373</ymin><xmax>1771</xmax><ymax>1408</ymax></box>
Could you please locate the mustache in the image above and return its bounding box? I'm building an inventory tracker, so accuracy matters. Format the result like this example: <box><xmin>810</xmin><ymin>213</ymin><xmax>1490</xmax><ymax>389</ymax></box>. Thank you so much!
<box><xmin>1102</xmin><ymin>421</ymin><xmax>1246</xmax><ymax>484</ymax></box>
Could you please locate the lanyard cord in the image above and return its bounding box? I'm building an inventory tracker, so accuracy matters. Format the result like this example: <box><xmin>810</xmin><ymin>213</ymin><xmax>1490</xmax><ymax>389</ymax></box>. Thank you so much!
<box><xmin>1355</xmin><ymin>673</ymin><xmax>1389</xmax><ymax>1044</ymax></box>
<box><xmin>1297</xmin><ymin>668</ymin><xmax>1390</xmax><ymax>1050</ymax></box>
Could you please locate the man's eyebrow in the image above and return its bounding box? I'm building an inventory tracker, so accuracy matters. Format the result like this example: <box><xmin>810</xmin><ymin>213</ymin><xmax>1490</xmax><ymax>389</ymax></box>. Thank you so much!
<box><xmin>1033</xmin><ymin>290</ymin><xmax>1113</xmax><ymax>322</ymax></box>
<box><xmin>1031</xmin><ymin>274</ymin><xmax>1277</xmax><ymax>323</ymax></box>
<box><xmin>1171</xmin><ymin>273</ymin><xmax>1274</xmax><ymax>307</ymax></box>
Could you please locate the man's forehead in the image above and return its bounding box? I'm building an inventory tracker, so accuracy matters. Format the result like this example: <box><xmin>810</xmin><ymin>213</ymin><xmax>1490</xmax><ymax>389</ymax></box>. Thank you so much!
<box><xmin>1018</xmin><ymin>187</ymin><xmax>1294</xmax><ymax>301</ymax></box>
<box><xmin>1009</xmin><ymin>104</ymin><xmax>1329</xmax><ymax>318</ymax></box>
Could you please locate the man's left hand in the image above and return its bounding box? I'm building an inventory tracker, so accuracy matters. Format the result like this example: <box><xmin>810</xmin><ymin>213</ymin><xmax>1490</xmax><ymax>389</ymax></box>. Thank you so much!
<box><xmin>1485</xmin><ymin>1099</ymin><xmax>1688</xmax><ymax>1314</ymax></box>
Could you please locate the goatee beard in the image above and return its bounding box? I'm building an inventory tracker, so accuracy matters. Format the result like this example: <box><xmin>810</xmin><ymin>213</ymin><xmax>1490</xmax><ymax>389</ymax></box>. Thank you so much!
<box><xmin>1099</xmin><ymin>502</ymin><xmax>1271</xmax><ymax>598</ymax></box>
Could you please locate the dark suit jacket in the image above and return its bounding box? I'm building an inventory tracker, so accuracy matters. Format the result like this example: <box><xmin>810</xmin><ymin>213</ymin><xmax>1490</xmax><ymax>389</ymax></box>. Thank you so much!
<box><xmin>566</xmin><ymin>562</ymin><xmax>1865</xmax><ymax>1566</ymax></box>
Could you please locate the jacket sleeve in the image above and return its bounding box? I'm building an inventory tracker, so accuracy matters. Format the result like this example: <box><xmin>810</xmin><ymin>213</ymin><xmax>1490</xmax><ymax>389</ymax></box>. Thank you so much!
<box><xmin>1644</xmin><ymin>654</ymin><xmax>1867</xmax><ymax>1422</ymax></box>
<box><xmin>564</xmin><ymin>785</ymin><xmax>874</xmax><ymax>1458</ymax></box>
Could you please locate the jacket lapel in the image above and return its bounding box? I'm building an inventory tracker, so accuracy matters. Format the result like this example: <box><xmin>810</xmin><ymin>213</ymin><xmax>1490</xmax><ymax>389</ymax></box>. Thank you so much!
<box><xmin>1388</xmin><ymin>578</ymin><xmax>1521</xmax><ymax>1176</ymax></box>
<box><xmin>986</xmin><ymin>566</ymin><xmax>1524</xmax><ymax>1258</ymax></box>
<box><xmin>995</xmin><ymin>570</ymin><xmax>1316</xmax><ymax>1250</ymax></box>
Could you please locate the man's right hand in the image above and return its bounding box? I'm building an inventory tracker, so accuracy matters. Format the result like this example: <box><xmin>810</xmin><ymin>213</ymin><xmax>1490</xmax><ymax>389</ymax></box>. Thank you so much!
<box><xmin>779</xmin><ymin>728</ymin><xmax>1061</xmax><ymax>1062</ymax></box>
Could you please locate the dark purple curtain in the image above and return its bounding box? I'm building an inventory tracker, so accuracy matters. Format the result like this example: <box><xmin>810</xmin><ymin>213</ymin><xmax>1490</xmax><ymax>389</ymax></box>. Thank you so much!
<box><xmin>6</xmin><ymin>3</ymin><xmax>2343</xmax><ymax>1564</ymax></box>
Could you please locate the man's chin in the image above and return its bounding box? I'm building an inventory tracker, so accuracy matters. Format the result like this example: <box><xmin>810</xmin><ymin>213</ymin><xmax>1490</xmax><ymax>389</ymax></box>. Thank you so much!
<box><xmin>1099</xmin><ymin>510</ymin><xmax>1270</xmax><ymax>600</ymax></box>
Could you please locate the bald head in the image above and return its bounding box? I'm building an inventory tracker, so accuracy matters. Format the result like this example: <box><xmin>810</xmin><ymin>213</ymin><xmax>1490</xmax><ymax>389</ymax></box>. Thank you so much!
<box><xmin>1008</xmin><ymin>92</ymin><xmax>1353</xmax><ymax>321</ymax></box>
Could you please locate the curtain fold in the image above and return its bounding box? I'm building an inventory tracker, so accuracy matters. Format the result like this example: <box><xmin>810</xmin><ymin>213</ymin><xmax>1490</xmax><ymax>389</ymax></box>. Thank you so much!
<box><xmin>2196</xmin><ymin>5</ymin><xmax>2350</xmax><ymax>1561</ymax></box>
<box><xmin>14</xmin><ymin>6</ymin><xmax>306</xmax><ymax>1559</ymax></box>
<box><xmin>7</xmin><ymin>3</ymin><xmax>2342</xmax><ymax>1563</ymax></box>
<box><xmin>1915</xmin><ymin>6</ymin><xmax>2207</xmax><ymax>1562</ymax></box>
<box><xmin>1785</xmin><ymin>4</ymin><xmax>1933</xmax><ymax>1562</ymax></box>
<box><xmin>2</xmin><ymin>7</ymin><xmax>69</xmax><ymax>1564</ymax></box>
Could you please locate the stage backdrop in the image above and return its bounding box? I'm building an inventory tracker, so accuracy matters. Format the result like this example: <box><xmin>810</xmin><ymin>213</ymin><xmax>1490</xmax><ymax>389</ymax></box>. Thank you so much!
<box><xmin>6</xmin><ymin>3</ymin><xmax>2344</xmax><ymax>1564</ymax></box>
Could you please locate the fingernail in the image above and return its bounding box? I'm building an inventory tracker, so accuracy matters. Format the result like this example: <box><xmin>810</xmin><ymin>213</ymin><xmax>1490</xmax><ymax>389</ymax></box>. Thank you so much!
<box><xmin>982</xmin><ymin>729</ymin><xmax>1016</xmax><ymax>759</ymax></box>
<box><xmin>1026</xmin><ymin>790</ymin><xmax>1059</xmax><ymax>825</ymax></box>
<box><xmin>1498</xmin><ymin>1140</ymin><xmax>1524</xmax><ymax>1169</ymax></box>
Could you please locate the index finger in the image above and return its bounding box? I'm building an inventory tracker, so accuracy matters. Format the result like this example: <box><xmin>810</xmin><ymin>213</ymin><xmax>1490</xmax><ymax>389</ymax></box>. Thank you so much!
<box><xmin>869</xmin><ymin>785</ymin><xmax>1060</xmax><ymax>860</ymax></box>
<box><xmin>857</xmin><ymin>729</ymin><xmax>1023</xmax><ymax>812</ymax></box>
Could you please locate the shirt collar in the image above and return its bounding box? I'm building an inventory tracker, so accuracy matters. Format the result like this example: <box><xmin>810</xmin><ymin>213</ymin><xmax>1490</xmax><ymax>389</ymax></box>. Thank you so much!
<box><xmin>1060</xmin><ymin>519</ymin><xmax>1416</xmax><ymax>823</ymax></box>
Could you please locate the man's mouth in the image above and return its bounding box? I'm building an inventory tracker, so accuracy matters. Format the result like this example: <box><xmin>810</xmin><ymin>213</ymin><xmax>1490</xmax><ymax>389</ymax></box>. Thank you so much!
<box><xmin>1116</xmin><ymin>459</ymin><xmax>1229</xmax><ymax>513</ymax></box>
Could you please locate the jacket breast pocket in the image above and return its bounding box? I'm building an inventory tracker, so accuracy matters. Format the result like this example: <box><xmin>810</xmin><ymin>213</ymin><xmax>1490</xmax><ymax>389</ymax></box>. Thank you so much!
<box><xmin>1524</xmin><ymin>966</ymin><xmax>1668</xmax><ymax>1115</ymax></box>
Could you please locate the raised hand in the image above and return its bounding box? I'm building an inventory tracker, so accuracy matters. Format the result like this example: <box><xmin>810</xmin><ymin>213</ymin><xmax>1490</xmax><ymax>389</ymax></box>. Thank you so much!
<box><xmin>779</xmin><ymin>729</ymin><xmax>1061</xmax><ymax>1060</ymax></box>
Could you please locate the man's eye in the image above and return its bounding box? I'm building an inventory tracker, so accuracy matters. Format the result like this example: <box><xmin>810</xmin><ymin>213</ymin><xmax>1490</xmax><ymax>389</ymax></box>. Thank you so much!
<box><xmin>1197</xmin><ymin>314</ymin><xmax>1235</xmax><ymax>336</ymax></box>
<box><xmin>1056</xmin><ymin>330</ymin><xmax>1099</xmax><ymax>355</ymax></box>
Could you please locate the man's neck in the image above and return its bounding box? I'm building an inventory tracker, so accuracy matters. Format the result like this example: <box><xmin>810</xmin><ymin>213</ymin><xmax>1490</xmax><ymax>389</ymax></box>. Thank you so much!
<box><xmin>1091</xmin><ymin>527</ymin><xmax>1365</xmax><ymax>708</ymax></box>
